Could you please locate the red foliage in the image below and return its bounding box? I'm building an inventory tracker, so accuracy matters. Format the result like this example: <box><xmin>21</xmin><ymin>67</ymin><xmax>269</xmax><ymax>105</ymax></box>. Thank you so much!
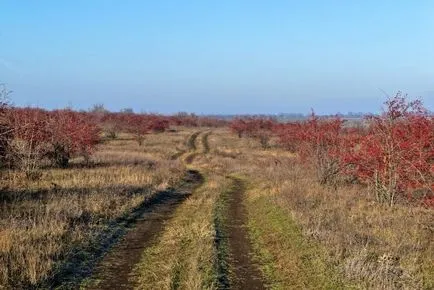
<box><xmin>343</xmin><ymin>94</ymin><xmax>433</xmax><ymax>204</ymax></box>
<box><xmin>8</xmin><ymin>108</ymin><xmax>50</xmax><ymax>147</ymax></box>
<box><xmin>146</xmin><ymin>115</ymin><xmax>170</xmax><ymax>133</ymax></box>
<box><xmin>0</xmin><ymin>88</ymin><xmax>12</xmax><ymax>163</ymax></box>
<box><xmin>229</xmin><ymin>118</ymin><xmax>248</xmax><ymax>138</ymax></box>
<box><xmin>46</xmin><ymin>110</ymin><xmax>101</xmax><ymax>166</ymax></box>
<box><xmin>197</xmin><ymin>117</ymin><xmax>228</xmax><ymax>128</ymax></box>
<box><xmin>170</xmin><ymin>113</ymin><xmax>199</xmax><ymax>127</ymax></box>
<box><xmin>276</xmin><ymin>112</ymin><xmax>345</xmax><ymax>184</ymax></box>
<box><xmin>7</xmin><ymin>108</ymin><xmax>100</xmax><ymax>168</ymax></box>
<box><xmin>271</xmin><ymin>93</ymin><xmax>433</xmax><ymax>206</ymax></box>
<box><xmin>230</xmin><ymin>117</ymin><xmax>276</xmax><ymax>148</ymax></box>
<box><xmin>169</xmin><ymin>113</ymin><xmax>227</xmax><ymax>128</ymax></box>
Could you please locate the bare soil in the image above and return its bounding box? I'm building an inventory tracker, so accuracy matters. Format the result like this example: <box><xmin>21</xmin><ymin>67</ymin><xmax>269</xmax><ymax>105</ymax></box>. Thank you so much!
<box><xmin>86</xmin><ymin>170</ymin><xmax>203</xmax><ymax>289</ymax></box>
<box><xmin>226</xmin><ymin>177</ymin><xmax>265</xmax><ymax>290</ymax></box>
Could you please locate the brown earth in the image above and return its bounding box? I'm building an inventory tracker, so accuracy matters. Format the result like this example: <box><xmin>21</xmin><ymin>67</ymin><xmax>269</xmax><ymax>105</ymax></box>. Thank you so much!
<box><xmin>86</xmin><ymin>170</ymin><xmax>203</xmax><ymax>289</ymax></box>
<box><xmin>226</xmin><ymin>177</ymin><xmax>265</xmax><ymax>290</ymax></box>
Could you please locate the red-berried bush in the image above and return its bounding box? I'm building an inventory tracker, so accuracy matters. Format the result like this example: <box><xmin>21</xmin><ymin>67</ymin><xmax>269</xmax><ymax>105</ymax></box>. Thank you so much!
<box><xmin>7</xmin><ymin>108</ymin><xmax>100</xmax><ymax>171</ymax></box>
<box><xmin>146</xmin><ymin>115</ymin><xmax>170</xmax><ymax>133</ymax></box>
<box><xmin>45</xmin><ymin>110</ymin><xmax>101</xmax><ymax>167</ymax></box>
<box><xmin>230</xmin><ymin>117</ymin><xmax>276</xmax><ymax>148</ymax></box>
<box><xmin>120</xmin><ymin>113</ymin><xmax>149</xmax><ymax>145</ymax></box>
<box><xmin>343</xmin><ymin>93</ymin><xmax>433</xmax><ymax>205</ymax></box>
<box><xmin>170</xmin><ymin>112</ymin><xmax>199</xmax><ymax>127</ymax></box>
<box><xmin>247</xmin><ymin>118</ymin><xmax>276</xmax><ymax>148</ymax></box>
<box><xmin>0</xmin><ymin>85</ymin><xmax>12</xmax><ymax>166</ymax></box>
<box><xmin>278</xmin><ymin>112</ymin><xmax>346</xmax><ymax>184</ymax></box>
<box><xmin>168</xmin><ymin>113</ymin><xmax>227</xmax><ymax>128</ymax></box>
<box><xmin>7</xmin><ymin>108</ymin><xmax>50</xmax><ymax>176</ymax></box>
<box><xmin>92</xmin><ymin>112</ymin><xmax>172</xmax><ymax>143</ymax></box>
<box><xmin>197</xmin><ymin>117</ymin><xmax>228</xmax><ymax>128</ymax></box>
<box><xmin>230</xmin><ymin>118</ymin><xmax>248</xmax><ymax>138</ymax></box>
<box><xmin>274</xmin><ymin>122</ymin><xmax>302</xmax><ymax>152</ymax></box>
<box><xmin>100</xmin><ymin>113</ymin><xmax>123</xmax><ymax>139</ymax></box>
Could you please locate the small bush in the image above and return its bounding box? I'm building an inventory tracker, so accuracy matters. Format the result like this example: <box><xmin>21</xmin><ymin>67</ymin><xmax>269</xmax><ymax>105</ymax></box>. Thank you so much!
<box><xmin>0</xmin><ymin>85</ymin><xmax>12</xmax><ymax>166</ymax></box>
<box><xmin>7</xmin><ymin>108</ymin><xmax>100</xmax><ymax>171</ymax></box>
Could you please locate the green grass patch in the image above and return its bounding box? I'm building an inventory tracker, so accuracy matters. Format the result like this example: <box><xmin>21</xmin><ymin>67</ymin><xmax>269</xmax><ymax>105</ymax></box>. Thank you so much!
<box><xmin>247</xmin><ymin>194</ymin><xmax>347</xmax><ymax>289</ymax></box>
<box><xmin>133</xmin><ymin>174</ymin><xmax>230</xmax><ymax>289</ymax></box>
<box><xmin>212</xmin><ymin>176</ymin><xmax>235</xmax><ymax>288</ymax></box>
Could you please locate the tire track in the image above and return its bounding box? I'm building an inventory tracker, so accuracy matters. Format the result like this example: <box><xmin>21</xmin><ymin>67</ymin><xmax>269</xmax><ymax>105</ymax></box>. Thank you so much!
<box><xmin>184</xmin><ymin>131</ymin><xmax>202</xmax><ymax>164</ymax></box>
<box><xmin>85</xmin><ymin>170</ymin><xmax>204</xmax><ymax>290</ymax></box>
<box><xmin>215</xmin><ymin>176</ymin><xmax>265</xmax><ymax>290</ymax></box>
<box><xmin>186</xmin><ymin>131</ymin><xmax>201</xmax><ymax>151</ymax></box>
<box><xmin>170</xmin><ymin>131</ymin><xmax>201</xmax><ymax>161</ymax></box>
<box><xmin>201</xmin><ymin>131</ymin><xmax>212</xmax><ymax>154</ymax></box>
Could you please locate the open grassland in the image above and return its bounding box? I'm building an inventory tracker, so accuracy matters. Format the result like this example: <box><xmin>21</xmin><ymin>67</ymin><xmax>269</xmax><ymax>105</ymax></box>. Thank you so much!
<box><xmin>209</xmin><ymin>128</ymin><xmax>434</xmax><ymax>289</ymax></box>
<box><xmin>0</xmin><ymin>130</ymin><xmax>188</xmax><ymax>288</ymax></box>
<box><xmin>132</xmin><ymin>127</ymin><xmax>434</xmax><ymax>289</ymax></box>
<box><xmin>0</xmin><ymin>126</ymin><xmax>432</xmax><ymax>289</ymax></box>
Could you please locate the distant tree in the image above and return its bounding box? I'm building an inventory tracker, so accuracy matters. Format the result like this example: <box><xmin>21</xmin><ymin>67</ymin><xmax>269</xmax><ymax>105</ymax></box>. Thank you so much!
<box><xmin>0</xmin><ymin>84</ymin><xmax>12</xmax><ymax>167</ymax></box>
<box><xmin>90</xmin><ymin>103</ymin><xmax>108</xmax><ymax>114</ymax></box>
<box><xmin>147</xmin><ymin>115</ymin><xmax>170</xmax><ymax>133</ymax></box>
<box><xmin>120</xmin><ymin>108</ymin><xmax>134</xmax><ymax>114</ymax></box>
<box><xmin>230</xmin><ymin>117</ymin><xmax>276</xmax><ymax>148</ymax></box>
<box><xmin>230</xmin><ymin>118</ymin><xmax>248</xmax><ymax>138</ymax></box>
<box><xmin>124</xmin><ymin>114</ymin><xmax>150</xmax><ymax>146</ymax></box>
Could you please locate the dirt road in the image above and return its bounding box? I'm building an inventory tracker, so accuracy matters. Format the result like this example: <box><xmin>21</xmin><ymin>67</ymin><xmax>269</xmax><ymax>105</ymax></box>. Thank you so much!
<box><xmin>87</xmin><ymin>170</ymin><xmax>203</xmax><ymax>289</ymax></box>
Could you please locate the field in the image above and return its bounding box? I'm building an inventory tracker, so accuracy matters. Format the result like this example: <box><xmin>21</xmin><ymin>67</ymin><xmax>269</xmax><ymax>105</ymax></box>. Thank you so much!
<box><xmin>0</xmin><ymin>119</ymin><xmax>432</xmax><ymax>289</ymax></box>
<box><xmin>3</xmin><ymin>2</ymin><xmax>434</xmax><ymax>289</ymax></box>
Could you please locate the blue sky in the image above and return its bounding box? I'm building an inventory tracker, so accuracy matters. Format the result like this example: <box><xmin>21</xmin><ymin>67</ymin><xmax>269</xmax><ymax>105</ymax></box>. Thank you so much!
<box><xmin>1</xmin><ymin>1</ymin><xmax>433</xmax><ymax>114</ymax></box>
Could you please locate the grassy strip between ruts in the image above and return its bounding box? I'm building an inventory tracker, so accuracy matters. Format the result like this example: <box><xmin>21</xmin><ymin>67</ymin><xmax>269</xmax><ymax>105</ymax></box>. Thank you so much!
<box><xmin>245</xmin><ymin>179</ymin><xmax>350</xmax><ymax>290</ymax></box>
<box><xmin>212</xmin><ymin>175</ymin><xmax>233</xmax><ymax>289</ymax></box>
<box><xmin>132</xmin><ymin>173</ymin><xmax>232</xmax><ymax>289</ymax></box>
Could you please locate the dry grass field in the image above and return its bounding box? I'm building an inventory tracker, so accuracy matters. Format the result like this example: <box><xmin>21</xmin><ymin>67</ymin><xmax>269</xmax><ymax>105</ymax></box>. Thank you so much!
<box><xmin>0</xmin><ymin>127</ymin><xmax>432</xmax><ymax>289</ymax></box>
<box><xmin>0</xmin><ymin>130</ymin><xmax>188</xmax><ymax>288</ymax></box>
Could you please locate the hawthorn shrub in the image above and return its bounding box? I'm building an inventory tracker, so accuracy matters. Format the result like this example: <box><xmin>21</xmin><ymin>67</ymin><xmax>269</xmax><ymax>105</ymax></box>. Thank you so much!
<box><xmin>230</xmin><ymin>117</ymin><xmax>276</xmax><ymax>148</ymax></box>
<box><xmin>197</xmin><ymin>116</ymin><xmax>228</xmax><ymax>127</ymax></box>
<box><xmin>122</xmin><ymin>114</ymin><xmax>150</xmax><ymax>145</ymax></box>
<box><xmin>7</xmin><ymin>108</ymin><xmax>100</xmax><ymax>173</ymax></box>
<box><xmin>45</xmin><ymin>110</ymin><xmax>101</xmax><ymax>167</ymax></box>
<box><xmin>7</xmin><ymin>108</ymin><xmax>50</xmax><ymax>177</ymax></box>
<box><xmin>100</xmin><ymin>114</ymin><xmax>122</xmax><ymax>139</ymax></box>
<box><xmin>273</xmin><ymin>122</ymin><xmax>299</xmax><ymax>152</ymax></box>
<box><xmin>275</xmin><ymin>113</ymin><xmax>346</xmax><ymax>184</ymax></box>
<box><xmin>171</xmin><ymin>112</ymin><xmax>199</xmax><ymax>127</ymax></box>
<box><xmin>230</xmin><ymin>118</ymin><xmax>248</xmax><ymax>138</ymax></box>
<box><xmin>146</xmin><ymin>115</ymin><xmax>170</xmax><ymax>133</ymax></box>
<box><xmin>94</xmin><ymin>112</ymin><xmax>172</xmax><ymax>143</ymax></box>
<box><xmin>234</xmin><ymin>93</ymin><xmax>433</xmax><ymax>206</ymax></box>
<box><xmin>0</xmin><ymin>85</ymin><xmax>12</xmax><ymax>166</ymax></box>
<box><xmin>343</xmin><ymin>94</ymin><xmax>433</xmax><ymax>205</ymax></box>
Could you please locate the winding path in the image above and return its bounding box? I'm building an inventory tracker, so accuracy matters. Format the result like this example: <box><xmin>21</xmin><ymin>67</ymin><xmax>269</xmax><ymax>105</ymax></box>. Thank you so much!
<box><xmin>87</xmin><ymin>130</ymin><xmax>266</xmax><ymax>289</ymax></box>
<box><xmin>87</xmin><ymin>171</ymin><xmax>203</xmax><ymax>289</ymax></box>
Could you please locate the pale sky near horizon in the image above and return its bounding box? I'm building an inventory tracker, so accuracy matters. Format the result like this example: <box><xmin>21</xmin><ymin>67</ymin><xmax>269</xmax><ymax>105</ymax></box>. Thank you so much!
<box><xmin>1</xmin><ymin>1</ymin><xmax>433</xmax><ymax>114</ymax></box>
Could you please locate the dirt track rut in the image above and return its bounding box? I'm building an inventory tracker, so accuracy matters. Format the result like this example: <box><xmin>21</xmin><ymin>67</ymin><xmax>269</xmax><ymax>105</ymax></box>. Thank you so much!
<box><xmin>87</xmin><ymin>170</ymin><xmax>203</xmax><ymax>289</ymax></box>
<box><xmin>88</xmin><ymin>130</ymin><xmax>265</xmax><ymax>289</ymax></box>
<box><xmin>225</xmin><ymin>177</ymin><xmax>265</xmax><ymax>289</ymax></box>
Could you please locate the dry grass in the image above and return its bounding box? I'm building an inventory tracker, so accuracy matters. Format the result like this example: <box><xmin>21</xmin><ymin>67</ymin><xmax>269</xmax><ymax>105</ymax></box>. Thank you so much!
<box><xmin>0</xmin><ymin>131</ymin><xmax>186</xmax><ymax>288</ymax></box>
<box><xmin>1</xmin><ymin>127</ymin><xmax>432</xmax><ymax>289</ymax></box>
<box><xmin>270</xmin><ymin>164</ymin><xmax>434</xmax><ymax>289</ymax></box>
<box><xmin>210</xmin><ymin>128</ymin><xmax>434</xmax><ymax>289</ymax></box>
<box><xmin>134</xmin><ymin>129</ymin><xmax>221</xmax><ymax>290</ymax></box>
<box><xmin>134</xmin><ymin>173</ymin><xmax>230</xmax><ymax>290</ymax></box>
